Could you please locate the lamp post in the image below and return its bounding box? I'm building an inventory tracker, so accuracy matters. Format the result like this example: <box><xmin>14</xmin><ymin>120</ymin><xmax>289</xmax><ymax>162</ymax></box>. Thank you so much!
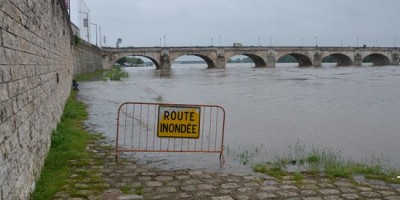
<box><xmin>211</xmin><ymin>37</ymin><xmax>213</xmax><ymax>46</ymax></box>
<box><xmin>99</xmin><ymin>25</ymin><xmax>102</xmax><ymax>47</ymax></box>
<box><xmin>163</xmin><ymin>35</ymin><xmax>166</xmax><ymax>47</ymax></box>
<box><xmin>356</xmin><ymin>37</ymin><xmax>359</xmax><ymax>47</ymax></box>
<box><xmin>90</xmin><ymin>23</ymin><xmax>98</xmax><ymax>46</ymax></box>
<box><xmin>269</xmin><ymin>35</ymin><xmax>272</xmax><ymax>47</ymax></box>
<box><xmin>79</xmin><ymin>11</ymin><xmax>89</xmax><ymax>42</ymax></box>
<box><xmin>315</xmin><ymin>36</ymin><xmax>318</xmax><ymax>47</ymax></box>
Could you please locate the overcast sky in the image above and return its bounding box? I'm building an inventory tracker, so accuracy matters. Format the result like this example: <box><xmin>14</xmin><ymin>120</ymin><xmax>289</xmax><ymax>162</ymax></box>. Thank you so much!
<box><xmin>70</xmin><ymin>0</ymin><xmax>400</xmax><ymax>48</ymax></box>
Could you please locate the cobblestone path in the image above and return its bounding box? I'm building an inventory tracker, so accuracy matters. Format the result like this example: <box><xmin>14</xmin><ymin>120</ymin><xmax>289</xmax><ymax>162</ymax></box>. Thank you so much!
<box><xmin>54</xmin><ymin>138</ymin><xmax>400</xmax><ymax>200</ymax></box>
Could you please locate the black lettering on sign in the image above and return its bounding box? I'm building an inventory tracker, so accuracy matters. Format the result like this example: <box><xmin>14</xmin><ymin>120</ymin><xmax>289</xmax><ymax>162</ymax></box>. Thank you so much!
<box><xmin>159</xmin><ymin>123</ymin><xmax>199</xmax><ymax>134</ymax></box>
<box><xmin>158</xmin><ymin>106</ymin><xmax>201</xmax><ymax>138</ymax></box>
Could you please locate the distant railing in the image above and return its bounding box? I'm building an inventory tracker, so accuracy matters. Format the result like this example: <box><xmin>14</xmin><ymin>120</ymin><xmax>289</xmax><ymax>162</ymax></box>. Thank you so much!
<box><xmin>116</xmin><ymin>102</ymin><xmax>226</xmax><ymax>163</ymax></box>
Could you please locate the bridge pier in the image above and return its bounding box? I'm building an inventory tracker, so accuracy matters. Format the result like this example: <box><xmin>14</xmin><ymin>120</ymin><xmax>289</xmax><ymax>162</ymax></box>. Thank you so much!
<box><xmin>160</xmin><ymin>54</ymin><xmax>171</xmax><ymax>69</ymax></box>
<box><xmin>392</xmin><ymin>53</ymin><xmax>399</xmax><ymax>65</ymax></box>
<box><xmin>216</xmin><ymin>50</ymin><xmax>226</xmax><ymax>68</ymax></box>
<box><xmin>313</xmin><ymin>52</ymin><xmax>322</xmax><ymax>67</ymax></box>
<box><xmin>354</xmin><ymin>53</ymin><xmax>362</xmax><ymax>66</ymax></box>
<box><xmin>266</xmin><ymin>51</ymin><xmax>276</xmax><ymax>67</ymax></box>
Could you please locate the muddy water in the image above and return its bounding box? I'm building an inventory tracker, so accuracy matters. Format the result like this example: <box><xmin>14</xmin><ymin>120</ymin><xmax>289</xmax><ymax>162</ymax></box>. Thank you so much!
<box><xmin>78</xmin><ymin>64</ymin><xmax>400</xmax><ymax>172</ymax></box>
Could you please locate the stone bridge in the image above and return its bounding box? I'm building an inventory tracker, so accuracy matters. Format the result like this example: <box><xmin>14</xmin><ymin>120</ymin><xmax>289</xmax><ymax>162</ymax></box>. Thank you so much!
<box><xmin>102</xmin><ymin>46</ymin><xmax>400</xmax><ymax>69</ymax></box>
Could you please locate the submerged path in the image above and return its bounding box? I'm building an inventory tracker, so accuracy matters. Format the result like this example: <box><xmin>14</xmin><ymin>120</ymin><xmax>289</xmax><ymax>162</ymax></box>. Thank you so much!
<box><xmin>53</xmin><ymin>136</ymin><xmax>400</xmax><ymax>200</ymax></box>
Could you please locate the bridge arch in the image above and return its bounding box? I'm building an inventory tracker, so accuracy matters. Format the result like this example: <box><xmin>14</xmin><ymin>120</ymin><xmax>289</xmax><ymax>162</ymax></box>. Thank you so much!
<box><xmin>363</xmin><ymin>53</ymin><xmax>391</xmax><ymax>66</ymax></box>
<box><xmin>278</xmin><ymin>53</ymin><xmax>313</xmax><ymax>67</ymax></box>
<box><xmin>115</xmin><ymin>54</ymin><xmax>160</xmax><ymax>69</ymax></box>
<box><xmin>105</xmin><ymin>52</ymin><xmax>161</xmax><ymax>69</ymax></box>
<box><xmin>322</xmin><ymin>53</ymin><xmax>353</xmax><ymax>66</ymax></box>
<box><xmin>170</xmin><ymin>53</ymin><xmax>217</xmax><ymax>68</ymax></box>
<box><xmin>226</xmin><ymin>54</ymin><xmax>266</xmax><ymax>67</ymax></box>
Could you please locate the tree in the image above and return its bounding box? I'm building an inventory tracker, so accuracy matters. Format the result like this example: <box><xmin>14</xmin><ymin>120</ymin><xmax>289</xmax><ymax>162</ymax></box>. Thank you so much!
<box><xmin>116</xmin><ymin>57</ymin><xmax>127</xmax><ymax>65</ymax></box>
<box><xmin>115</xmin><ymin>56</ymin><xmax>145</xmax><ymax>66</ymax></box>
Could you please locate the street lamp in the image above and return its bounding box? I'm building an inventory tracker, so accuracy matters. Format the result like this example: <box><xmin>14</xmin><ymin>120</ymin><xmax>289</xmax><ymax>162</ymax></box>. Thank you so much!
<box><xmin>356</xmin><ymin>37</ymin><xmax>359</xmax><ymax>47</ymax></box>
<box><xmin>90</xmin><ymin>23</ymin><xmax>98</xmax><ymax>46</ymax></box>
<box><xmin>99</xmin><ymin>25</ymin><xmax>102</xmax><ymax>47</ymax></box>
<box><xmin>163</xmin><ymin>35</ymin><xmax>166</xmax><ymax>47</ymax></box>
<box><xmin>211</xmin><ymin>37</ymin><xmax>213</xmax><ymax>46</ymax></box>
<box><xmin>79</xmin><ymin>11</ymin><xmax>90</xmax><ymax>42</ymax></box>
<box><xmin>258</xmin><ymin>37</ymin><xmax>260</xmax><ymax>47</ymax></box>
<box><xmin>269</xmin><ymin>35</ymin><xmax>272</xmax><ymax>47</ymax></box>
<box><xmin>315</xmin><ymin>36</ymin><xmax>318</xmax><ymax>47</ymax></box>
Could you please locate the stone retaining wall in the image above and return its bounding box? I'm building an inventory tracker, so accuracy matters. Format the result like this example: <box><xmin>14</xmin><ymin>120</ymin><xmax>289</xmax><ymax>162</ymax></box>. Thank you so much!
<box><xmin>73</xmin><ymin>39</ymin><xmax>103</xmax><ymax>75</ymax></box>
<box><xmin>0</xmin><ymin>0</ymin><xmax>102</xmax><ymax>199</ymax></box>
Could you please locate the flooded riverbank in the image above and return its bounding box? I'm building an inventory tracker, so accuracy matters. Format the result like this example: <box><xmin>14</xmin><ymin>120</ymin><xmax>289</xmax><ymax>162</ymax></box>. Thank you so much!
<box><xmin>78</xmin><ymin>64</ymin><xmax>400</xmax><ymax>171</ymax></box>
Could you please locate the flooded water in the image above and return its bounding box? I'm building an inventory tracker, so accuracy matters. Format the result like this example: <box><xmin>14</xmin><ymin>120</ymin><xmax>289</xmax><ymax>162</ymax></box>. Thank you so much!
<box><xmin>78</xmin><ymin>63</ymin><xmax>400</xmax><ymax>172</ymax></box>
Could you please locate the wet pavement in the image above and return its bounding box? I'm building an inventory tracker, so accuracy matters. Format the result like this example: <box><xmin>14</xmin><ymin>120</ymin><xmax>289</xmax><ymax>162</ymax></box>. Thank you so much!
<box><xmin>53</xmin><ymin>136</ymin><xmax>400</xmax><ymax>200</ymax></box>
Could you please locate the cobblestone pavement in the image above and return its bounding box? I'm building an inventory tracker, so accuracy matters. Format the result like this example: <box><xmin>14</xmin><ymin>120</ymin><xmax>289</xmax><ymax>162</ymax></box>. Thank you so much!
<box><xmin>54</xmin><ymin>138</ymin><xmax>400</xmax><ymax>200</ymax></box>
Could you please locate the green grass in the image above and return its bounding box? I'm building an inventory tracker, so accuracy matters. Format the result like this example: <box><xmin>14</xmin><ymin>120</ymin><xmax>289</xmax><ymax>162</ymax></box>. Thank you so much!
<box><xmin>292</xmin><ymin>172</ymin><xmax>303</xmax><ymax>182</ymax></box>
<box><xmin>252</xmin><ymin>164</ymin><xmax>268</xmax><ymax>174</ymax></box>
<box><xmin>230</xmin><ymin>142</ymin><xmax>400</xmax><ymax>183</ymax></box>
<box><xmin>75</xmin><ymin>69</ymin><xmax>107</xmax><ymax>81</ymax></box>
<box><xmin>75</xmin><ymin>66</ymin><xmax>129</xmax><ymax>82</ymax></box>
<box><xmin>30</xmin><ymin>91</ymin><xmax>91</xmax><ymax>200</ymax></box>
<box><xmin>306</xmin><ymin>154</ymin><xmax>321</xmax><ymax>164</ymax></box>
<box><xmin>325</xmin><ymin>162</ymin><xmax>352</xmax><ymax>179</ymax></box>
<box><xmin>103</xmin><ymin>66</ymin><xmax>129</xmax><ymax>81</ymax></box>
<box><xmin>252</xmin><ymin>148</ymin><xmax>400</xmax><ymax>182</ymax></box>
<box><xmin>121</xmin><ymin>186</ymin><xmax>131</xmax><ymax>194</ymax></box>
<box><xmin>252</xmin><ymin>164</ymin><xmax>287</xmax><ymax>180</ymax></box>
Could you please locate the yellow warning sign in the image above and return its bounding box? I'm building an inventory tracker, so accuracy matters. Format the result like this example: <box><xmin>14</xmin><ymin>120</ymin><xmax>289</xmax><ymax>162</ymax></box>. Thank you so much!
<box><xmin>157</xmin><ymin>105</ymin><xmax>201</xmax><ymax>138</ymax></box>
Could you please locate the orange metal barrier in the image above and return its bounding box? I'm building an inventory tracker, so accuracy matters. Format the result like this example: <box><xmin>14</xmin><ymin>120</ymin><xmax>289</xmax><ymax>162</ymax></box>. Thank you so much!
<box><xmin>116</xmin><ymin>102</ymin><xmax>226</xmax><ymax>163</ymax></box>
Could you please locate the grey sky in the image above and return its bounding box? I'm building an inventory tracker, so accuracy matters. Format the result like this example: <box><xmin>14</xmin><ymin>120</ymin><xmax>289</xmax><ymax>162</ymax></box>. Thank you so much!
<box><xmin>71</xmin><ymin>0</ymin><xmax>400</xmax><ymax>48</ymax></box>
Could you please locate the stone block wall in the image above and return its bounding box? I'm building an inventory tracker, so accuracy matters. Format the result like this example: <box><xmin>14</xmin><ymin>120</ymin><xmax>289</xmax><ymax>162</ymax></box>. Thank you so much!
<box><xmin>0</xmin><ymin>0</ymin><xmax>74</xmax><ymax>199</ymax></box>
<box><xmin>73</xmin><ymin>39</ymin><xmax>103</xmax><ymax>75</ymax></box>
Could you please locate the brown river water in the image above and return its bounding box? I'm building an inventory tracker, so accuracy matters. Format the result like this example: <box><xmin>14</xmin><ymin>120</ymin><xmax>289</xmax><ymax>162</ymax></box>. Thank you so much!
<box><xmin>78</xmin><ymin>63</ymin><xmax>400</xmax><ymax>172</ymax></box>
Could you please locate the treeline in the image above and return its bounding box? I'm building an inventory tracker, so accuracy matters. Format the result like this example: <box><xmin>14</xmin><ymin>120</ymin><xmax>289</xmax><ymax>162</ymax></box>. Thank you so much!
<box><xmin>228</xmin><ymin>57</ymin><xmax>253</xmax><ymax>63</ymax></box>
<box><xmin>116</xmin><ymin>56</ymin><xmax>144</xmax><ymax>66</ymax></box>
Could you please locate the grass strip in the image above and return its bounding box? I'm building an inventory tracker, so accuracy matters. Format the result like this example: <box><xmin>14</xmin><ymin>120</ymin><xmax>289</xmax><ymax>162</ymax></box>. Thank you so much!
<box><xmin>30</xmin><ymin>91</ymin><xmax>91</xmax><ymax>200</ymax></box>
<box><xmin>252</xmin><ymin>149</ymin><xmax>400</xmax><ymax>183</ymax></box>
<box><xmin>75</xmin><ymin>69</ymin><xmax>107</xmax><ymax>82</ymax></box>
<box><xmin>75</xmin><ymin>66</ymin><xmax>128</xmax><ymax>82</ymax></box>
